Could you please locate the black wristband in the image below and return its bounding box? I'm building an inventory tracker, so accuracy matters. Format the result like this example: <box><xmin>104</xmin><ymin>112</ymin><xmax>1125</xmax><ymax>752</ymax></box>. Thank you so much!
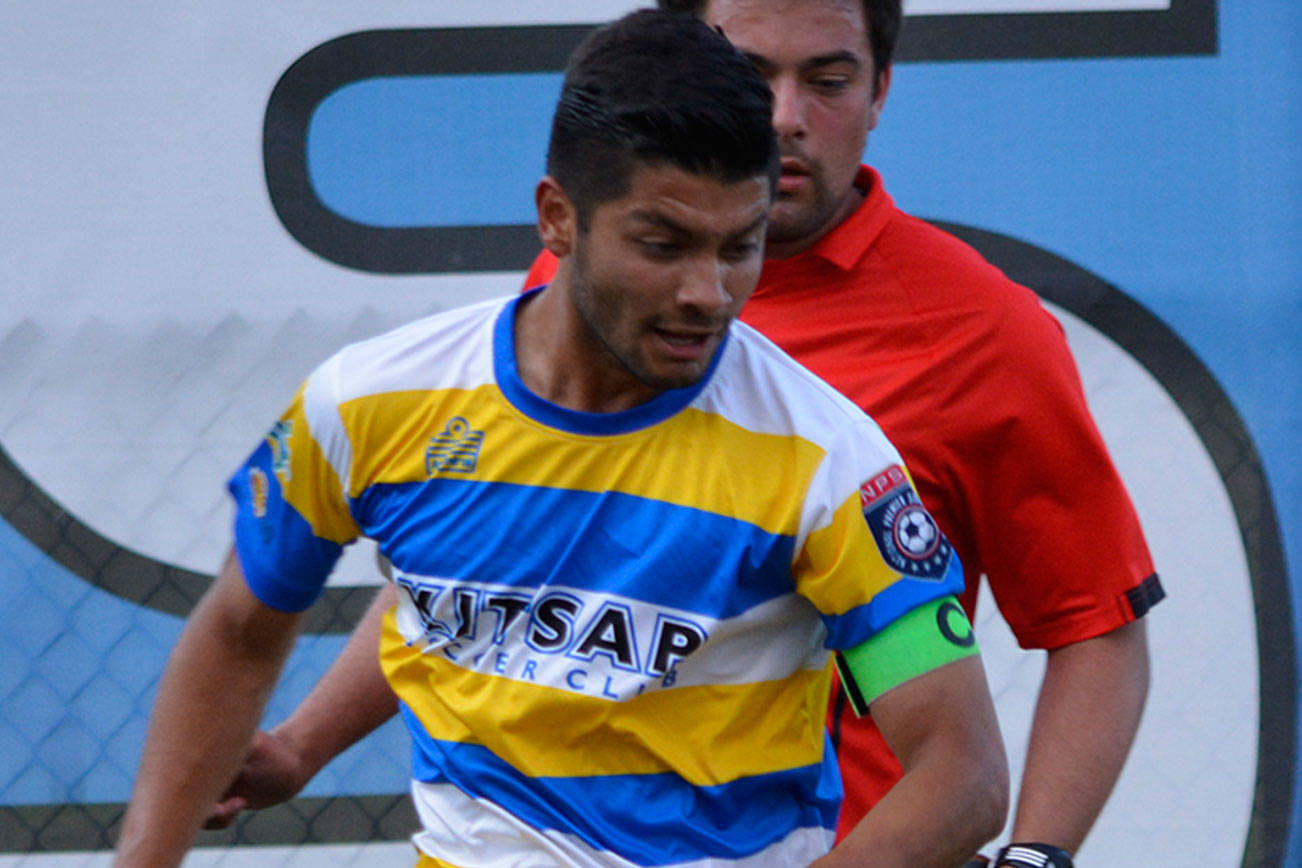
<box><xmin>995</xmin><ymin>842</ymin><xmax>1075</xmax><ymax>868</ymax></box>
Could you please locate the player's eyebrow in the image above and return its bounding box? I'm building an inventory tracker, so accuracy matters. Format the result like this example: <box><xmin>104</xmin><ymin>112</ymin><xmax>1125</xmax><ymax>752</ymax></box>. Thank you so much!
<box><xmin>630</xmin><ymin>209</ymin><xmax>768</xmax><ymax>241</ymax></box>
<box><xmin>800</xmin><ymin>50</ymin><xmax>863</xmax><ymax>73</ymax></box>
<box><xmin>629</xmin><ymin>210</ymin><xmax>692</xmax><ymax>234</ymax></box>
<box><xmin>741</xmin><ymin>49</ymin><xmax>864</xmax><ymax>77</ymax></box>
<box><xmin>727</xmin><ymin>212</ymin><xmax>770</xmax><ymax>241</ymax></box>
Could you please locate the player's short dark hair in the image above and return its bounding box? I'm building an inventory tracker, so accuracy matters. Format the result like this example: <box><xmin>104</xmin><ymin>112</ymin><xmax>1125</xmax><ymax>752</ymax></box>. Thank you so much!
<box><xmin>657</xmin><ymin>0</ymin><xmax>902</xmax><ymax>89</ymax></box>
<box><xmin>545</xmin><ymin>8</ymin><xmax>778</xmax><ymax>228</ymax></box>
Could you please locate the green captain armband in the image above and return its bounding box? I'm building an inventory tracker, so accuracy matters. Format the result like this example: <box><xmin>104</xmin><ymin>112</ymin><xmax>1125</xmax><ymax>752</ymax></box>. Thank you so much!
<box><xmin>834</xmin><ymin>596</ymin><xmax>979</xmax><ymax>717</ymax></box>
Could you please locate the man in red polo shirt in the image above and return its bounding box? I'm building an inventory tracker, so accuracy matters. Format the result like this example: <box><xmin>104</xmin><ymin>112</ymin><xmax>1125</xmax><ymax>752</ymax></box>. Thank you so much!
<box><xmin>208</xmin><ymin>2</ymin><xmax>1161</xmax><ymax>865</ymax></box>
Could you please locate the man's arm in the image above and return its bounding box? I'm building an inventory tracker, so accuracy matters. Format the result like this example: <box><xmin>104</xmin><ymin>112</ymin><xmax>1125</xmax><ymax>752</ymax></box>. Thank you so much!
<box><xmin>816</xmin><ymin>656</ymin><xmax>1009</xmax><ymax>868</ymax></box>
<box><xmin>205</xmin><ymin>581</ymin><xmax>401</xmax><ymax>829</ymax></box>
<box><xmin>114</xmin><ymin>550</ymin><xmax>303</xmax><ymax>866</ymax></box>
<box><xmin>1008</xmin><ymin>618</ymin><xmax>1150</xmax><ymax>854</ymax></box>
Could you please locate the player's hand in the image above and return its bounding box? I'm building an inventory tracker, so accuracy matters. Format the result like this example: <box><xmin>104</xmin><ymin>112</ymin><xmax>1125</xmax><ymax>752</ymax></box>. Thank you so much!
<box><xmin>203</xmin><ymin>728</ymin><xmax>313</xmax><ymax>829</ymax></box>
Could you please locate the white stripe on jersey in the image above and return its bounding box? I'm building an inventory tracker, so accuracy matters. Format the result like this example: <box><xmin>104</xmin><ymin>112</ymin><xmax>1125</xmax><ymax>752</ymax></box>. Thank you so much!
<box><xmin>409</xmin><ymin>781</ymin><xmax>835</xmax><ymax>867</ymax></box>
<box><xmin>393</xmin><ymin>574</ymin><xmax>830</xmax><ymax>696</ymax></box>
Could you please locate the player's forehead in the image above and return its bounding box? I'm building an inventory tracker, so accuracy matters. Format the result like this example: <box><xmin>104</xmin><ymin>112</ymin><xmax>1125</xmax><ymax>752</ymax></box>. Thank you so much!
<box><xmin>598</xmin><ymin>163</ymin><xmax>770</xmax><ymax>239</ymax></box>
<box><xmin>701</xmin><ymin>0</ymin><xmax>871</xmax><ymax>67</ymax></box>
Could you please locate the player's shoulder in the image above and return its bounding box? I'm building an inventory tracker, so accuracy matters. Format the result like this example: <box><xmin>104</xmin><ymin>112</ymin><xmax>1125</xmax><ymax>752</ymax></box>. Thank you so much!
<box><xmin>878</xmin><ymin>210</ymin><xmax>1044</xmax><ymax>316</ymax></box>
<box><xmin>310</xmin><ymin>295</ymin><xmax>504</xmax><ymax>406</ymax></box>
<box><xmin>877</xmin><ymin>211</ymin><xmax>1071</xmax><ymax>356</ymax></box>
<box><xmin>711</xmin><ymin>322</ymin><xmax>898</xmax><ymax>458</ymax></box>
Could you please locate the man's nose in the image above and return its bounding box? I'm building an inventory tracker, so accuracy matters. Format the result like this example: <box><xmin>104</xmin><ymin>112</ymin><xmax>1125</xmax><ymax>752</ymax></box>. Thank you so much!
<box><xmin>677</xmin><ymin>256</ymin><xmax>731</xmax><ymax>314</ymax></box>
<box><xmin>769</xmin><ymin>76</ymin><xmax>806</xmax><ymax>141</ymax></box>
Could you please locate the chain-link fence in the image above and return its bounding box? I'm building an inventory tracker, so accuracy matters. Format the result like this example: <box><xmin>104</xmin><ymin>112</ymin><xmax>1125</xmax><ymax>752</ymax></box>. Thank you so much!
<box><xmin>0</xmin><ymin>441</ymin><xmax>415</xmax><ymax>856</ymax></box>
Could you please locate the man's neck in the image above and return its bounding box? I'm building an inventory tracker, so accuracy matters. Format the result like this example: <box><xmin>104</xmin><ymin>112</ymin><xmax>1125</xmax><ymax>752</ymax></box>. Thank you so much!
<box><xmin>763</xmin><ymin>184</ymin><xmax>866</xmax><ymax>261</ymax></box>
<box><xmin>512</xmin><ymin>282</ymin><xmax>660</xmax><ymax>415</ymax></box>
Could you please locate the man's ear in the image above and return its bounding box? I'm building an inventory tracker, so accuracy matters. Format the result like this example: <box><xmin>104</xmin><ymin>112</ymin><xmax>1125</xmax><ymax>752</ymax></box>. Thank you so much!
<box><xmin>536</xmin><ymin>176</ymin><xmax>578</xmax><ymax>258</ymax></box>
<box><xmin>868</xmin><ymin>64</ymin><xmax>892</xmax><ymax>132</ymax></box>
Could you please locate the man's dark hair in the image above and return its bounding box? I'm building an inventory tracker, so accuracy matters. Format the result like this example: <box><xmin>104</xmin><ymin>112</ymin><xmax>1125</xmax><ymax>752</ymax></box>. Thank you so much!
<box><xmin>657</xmin><ymin>0</ymin><xmax>902</xmax><ymax>89</ymax></box>
<box><xmin>545</xmin><ymin>8</ymin><xmax>778</xmax><ymax>228</ymax></box>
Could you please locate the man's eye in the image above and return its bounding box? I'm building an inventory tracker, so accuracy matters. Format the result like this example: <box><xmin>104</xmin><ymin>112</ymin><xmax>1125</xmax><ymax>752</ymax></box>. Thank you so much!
<box><xmin>810</xmin><ymin>76</ymin><xmax>850</xmax><ymax>93</ymax></box>
<box><xmin>722</xmin><ymin>242</ymin><xmax>760</xmax><ymax>262</ymax></box>
<box><xmin>638</xmin><ymin>239</ymin><xmax>678</xmax><ymax>256</ymax></box>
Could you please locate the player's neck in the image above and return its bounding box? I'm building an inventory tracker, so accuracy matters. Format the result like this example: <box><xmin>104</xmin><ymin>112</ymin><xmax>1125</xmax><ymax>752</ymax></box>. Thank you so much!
<box><xmin>763</xmin><ymin>186</ymin><xmax>865</xmax><ymax>260</ymax></box>
<box><xmin>513</xmin><ymin>282</ymin><xmax>660</xmax><ymax>415</ymax></box>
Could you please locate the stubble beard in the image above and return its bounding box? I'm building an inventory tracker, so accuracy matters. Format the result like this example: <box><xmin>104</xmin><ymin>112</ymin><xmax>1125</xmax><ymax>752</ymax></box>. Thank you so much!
<box><xmin>766</xmin><ymin>155</ymin><xmax>842</xmax><ymax>248</ymax></box>
<box><xmin>570</xmin><ymin>248</ymin><xmax>700</xmax><ymax>395</ymax></box>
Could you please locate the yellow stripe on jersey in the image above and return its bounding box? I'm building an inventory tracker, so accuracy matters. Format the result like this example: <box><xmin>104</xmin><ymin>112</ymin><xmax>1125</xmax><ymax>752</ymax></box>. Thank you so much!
<box><xmin>381</xmin><ymin>612</ymin><xmax>831</xmax><ymax>785</ymax></box>
<box><xmin>415</xmin><ymin>855</ymin><xmax>461</xmax><ymax>868</ymax></box>
<box><xmin>793</xmin><ymin>491</ymin><xmax>900</xmax><ymax>616</ymax></box>
<box><xmin>339</xmin><ymin>385</ymin><xmax>825</xmax><ymax>536</ymax></box>
<box><xmin>278</xmin><ymin>386</ymin><xmax>357</xmax><ymax>544</ymax></box>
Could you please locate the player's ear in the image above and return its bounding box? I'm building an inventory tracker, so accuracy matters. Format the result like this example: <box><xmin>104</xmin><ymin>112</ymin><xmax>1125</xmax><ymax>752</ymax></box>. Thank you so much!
<box><xmin>867</xmin><ymin>64</ymin><xmax>892</xmax><ymax>131</ymax></box>
<box><xmin>536</xmin><ymin>176</ymin><xmax>577</xmax><ymax>258</ymax></box>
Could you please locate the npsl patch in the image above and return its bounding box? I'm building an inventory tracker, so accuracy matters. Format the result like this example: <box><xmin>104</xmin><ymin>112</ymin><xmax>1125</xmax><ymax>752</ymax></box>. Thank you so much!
<box><xmin>860</xmin><ymin>465</ymin><xmax>953</xmax><ymax>581</ymax></box>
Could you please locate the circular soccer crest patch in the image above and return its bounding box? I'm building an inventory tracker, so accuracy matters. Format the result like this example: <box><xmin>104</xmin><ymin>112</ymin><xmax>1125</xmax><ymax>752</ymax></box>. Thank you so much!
<box><xmin>893</xmin><ymin>503</ymin><xmax>941</xmax><ymax>560</ymax></box>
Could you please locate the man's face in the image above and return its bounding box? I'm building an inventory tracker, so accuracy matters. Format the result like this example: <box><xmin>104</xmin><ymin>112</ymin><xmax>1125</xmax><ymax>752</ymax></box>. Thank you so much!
<box><xmin>704</xmin><ymin>0</ymin><xmax>887</xmax><ymax>256</ymax></box>
<box><xmin>568</xmin><ymin>163</ymin><xmax>770</xmax><ymax>393</ymax></box>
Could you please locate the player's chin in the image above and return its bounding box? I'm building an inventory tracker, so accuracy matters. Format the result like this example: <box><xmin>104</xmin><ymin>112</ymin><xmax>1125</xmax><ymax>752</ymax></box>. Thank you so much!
<box><xmin>642</xmin><ymin>369</ymin><xmax>705</xmax><ymax>392</ymax></box>
<box><xmin>764</xmin><ymin>205</ymin><xmax>823</xmax><ymax>245</ymax></box>
<box><xmin>635</xmin><ymin>358</ymin><xmax>711</xmax><ymax>392</ymax></box>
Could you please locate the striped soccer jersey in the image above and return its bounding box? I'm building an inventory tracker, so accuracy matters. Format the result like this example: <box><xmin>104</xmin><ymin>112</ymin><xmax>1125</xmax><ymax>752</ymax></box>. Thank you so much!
<box><xmin>228</xmin><ymin>290</ymin><xmax>965</xmax><ymax>866</ymax></box>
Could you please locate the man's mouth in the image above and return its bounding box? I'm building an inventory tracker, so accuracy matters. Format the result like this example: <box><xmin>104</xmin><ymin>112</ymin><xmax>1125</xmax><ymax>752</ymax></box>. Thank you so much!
<box><xmin>653</xmin><ymin>326</ymin><xmax>718</xmax><ymax>360</ymax></box>
<box><xmin>778</xmin><ymin>158</ymin><xmax>810</xmax><ymax>193</ymax></box>
<box><xmin>780</xmin><ymin>157</ymin><xmax>809</xmax><ymax>175</ymax></box>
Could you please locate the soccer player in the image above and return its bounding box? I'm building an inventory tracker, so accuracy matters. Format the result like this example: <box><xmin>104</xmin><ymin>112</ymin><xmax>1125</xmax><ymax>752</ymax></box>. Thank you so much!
<box><xmin>529</xmin><ymin>3</ymin><xmax>1165</xmax><ymax>866</ymax></box>
<box><xmin>115</xmin><ymin>10</ymin><xmax>1006</xmax><ymax>867</ymax></box>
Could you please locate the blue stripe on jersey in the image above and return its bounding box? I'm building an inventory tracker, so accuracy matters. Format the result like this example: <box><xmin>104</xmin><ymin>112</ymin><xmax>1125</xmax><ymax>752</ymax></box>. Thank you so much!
<box><xmin>402</xmin><ymin>705</ymin><xmax>840</xmax><ymax>865</ymax></box>
<box><xmin>359</xmin><ymin>478</ymin><xmax>797</xmax><ymax>619</ymax></box>
<box><xmin>494</xmin><ymin>290</ymin><xmax>727</xmax><ymax>436</ymax></box>
<box><xmin>228</xmin><ymin>442</ymin><xmax>344</xmax><ymax>612</ymax></box>
<box><xmin>819</xmin><ymin>553</ymin><xmax>965</xmax><ymax>650</ymax></box>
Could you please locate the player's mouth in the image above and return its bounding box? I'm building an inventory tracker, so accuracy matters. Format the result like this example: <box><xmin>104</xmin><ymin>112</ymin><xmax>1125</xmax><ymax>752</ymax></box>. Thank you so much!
<box><xmin>652</xmin><ymin>326</ymin><xmax>720</xmax><ymax>362</ymax></box>
<box><xmin>778</xmin><ymin>158</ymin><xmax>811</xmax><ymax>195</ymax></box>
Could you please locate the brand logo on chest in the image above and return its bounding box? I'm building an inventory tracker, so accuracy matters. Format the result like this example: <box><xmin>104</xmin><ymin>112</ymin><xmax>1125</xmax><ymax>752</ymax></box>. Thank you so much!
<box><xmin>426</xmin><ymin>416</ymin><xmax>485</xmax><ymax>475</ymax></box>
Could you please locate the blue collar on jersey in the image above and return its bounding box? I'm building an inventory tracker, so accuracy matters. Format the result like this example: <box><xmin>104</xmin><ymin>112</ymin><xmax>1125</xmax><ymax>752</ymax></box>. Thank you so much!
<box><xmin>494</xmin><ymin>286</ymin><xmax>727</xmax><ymax>436</ymax></box>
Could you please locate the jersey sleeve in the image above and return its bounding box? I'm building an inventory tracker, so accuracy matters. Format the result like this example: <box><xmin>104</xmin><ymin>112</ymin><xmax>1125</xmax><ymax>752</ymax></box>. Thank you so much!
<box><xmin>793</xmin><ymin>416</ymin><xmax>965</xmax><ymax>651</ymax></box>
<box><xmin>958</xmin><ymin>292</ymin><xmax>1162</xmax><ymax>648</ymax></box>
<box><xmin>227</xmin><ymin>359</ymin><xmax>360</xmax><ymax>612</ymax></box>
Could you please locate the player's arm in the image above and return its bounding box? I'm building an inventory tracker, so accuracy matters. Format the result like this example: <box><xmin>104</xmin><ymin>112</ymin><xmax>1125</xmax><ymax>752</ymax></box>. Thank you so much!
<box><xmin>114</xmin><ymin>550</ymin><xmax>303</xmax><ymax>867</ymax></box>
<box><xmin>1006</xmin><ymin>618</ymin><xmax>1149</xmax><ymax>857</ymax></box>
<box><xmin>205</xmin><ymin>582</ymin><xmax>401</xmax><ymax>829</ymax></box>
<box><xmin>966</xmin><ymin>294</ymin><xmax>1161</xmax><ymax>865</ymax></box>
<box><xmin>814</xmin><ymin>599</ymin><xmax>1009</xmax><ymax>868</ymax></box>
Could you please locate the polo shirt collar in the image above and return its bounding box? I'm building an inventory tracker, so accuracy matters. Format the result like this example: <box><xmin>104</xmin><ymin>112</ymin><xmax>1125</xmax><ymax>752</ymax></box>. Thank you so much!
<box><xmin>779</xmin><ymin>164</ymin><xmax>894</xmax><ymax>272</ymax></box>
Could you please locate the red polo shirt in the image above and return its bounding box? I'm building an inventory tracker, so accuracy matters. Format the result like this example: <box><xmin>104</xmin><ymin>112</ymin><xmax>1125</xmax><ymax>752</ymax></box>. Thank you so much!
<box><xmin>524</xmin><ymin>165</ymin><xmax>1159</xmax><ymax>835</ymax></box>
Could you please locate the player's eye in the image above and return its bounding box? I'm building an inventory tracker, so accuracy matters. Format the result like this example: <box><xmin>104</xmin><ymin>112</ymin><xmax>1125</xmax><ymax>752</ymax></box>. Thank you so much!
<box><xmin>721</xmin><ymin>241</ymin><xmax>760</xmax><ymax>263</ymax></box>
<box><xmin>638</xmin><ymin>238</ymin><xmax>680</xmax><ymax>257</ymax></box>
<box><xmin>810</xmin><ymin>76</ymin><xmax>851</xmax><ymax>94</ymax></box>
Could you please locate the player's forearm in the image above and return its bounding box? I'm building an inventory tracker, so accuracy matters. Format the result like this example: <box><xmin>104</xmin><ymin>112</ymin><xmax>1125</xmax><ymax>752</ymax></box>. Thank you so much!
<box><xmin>822</xmin><ymin>750</ymin><xmax>1007</xmax><ymax>866</ymax></box>
<box><xmin>817</xmin><ymin>657</ymin><xmax>1009</xmax><ymax>867</ymax></box>
<box><xmin>116</xmin><ymin>559</ymin><xmax>301</xmax><ymax>866</ymax></box>
<box><xmin>272</xmin><ymin>582</ymin><xmax>400</xmax><ymax>780</ymax></box>
<box><xmin>1011</xmin><ymin>619</ymin><xmax>1150</xmax><ymax>852</ymax></box>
